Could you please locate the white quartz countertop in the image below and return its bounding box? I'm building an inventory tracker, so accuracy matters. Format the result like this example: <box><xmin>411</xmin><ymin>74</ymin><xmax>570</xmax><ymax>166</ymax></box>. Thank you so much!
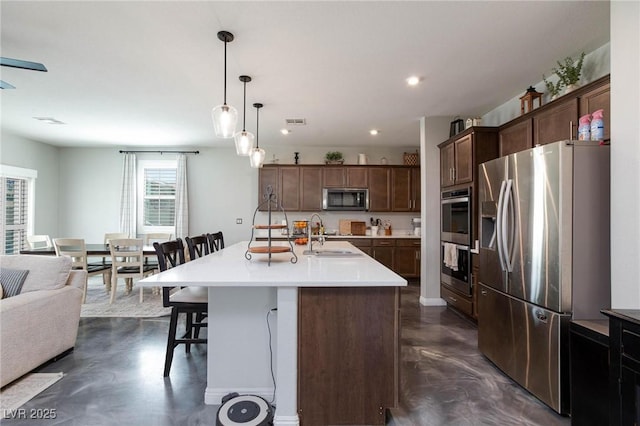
<box><xmin>140</xmin><ymin>241</ymin><xmax>407</xmax><ymax>288</ymax></box>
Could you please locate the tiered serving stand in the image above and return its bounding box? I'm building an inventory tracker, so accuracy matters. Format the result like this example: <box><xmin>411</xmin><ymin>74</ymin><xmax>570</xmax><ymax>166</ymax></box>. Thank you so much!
<box><xmin>245</xmin><ymin>186</ymin><xmax>297</xmax><ymax>266</ymax></box>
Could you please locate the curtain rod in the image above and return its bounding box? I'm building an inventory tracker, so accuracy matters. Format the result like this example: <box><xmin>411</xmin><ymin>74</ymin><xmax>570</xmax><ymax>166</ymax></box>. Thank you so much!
<box><xmin>119</xmin><ymin>150</ymin><xmax>200</xmax><ymax>155</ymax></box>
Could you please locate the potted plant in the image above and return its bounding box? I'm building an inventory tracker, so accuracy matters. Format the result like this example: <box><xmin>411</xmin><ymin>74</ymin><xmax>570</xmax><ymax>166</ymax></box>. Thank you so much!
<box><xmin>551</xmin><ymin>52</ymin><xmax>586</xmax><ymax>94</ymax></box>
<box><xmin>542</xmin><ymin>74</ymin><xmax>563</xmax><ymax>100</ymax></box>
<box><xmin>325</xmin><ymin>151</ymin><xmax>344</xmax><ymax>164</ymax></box>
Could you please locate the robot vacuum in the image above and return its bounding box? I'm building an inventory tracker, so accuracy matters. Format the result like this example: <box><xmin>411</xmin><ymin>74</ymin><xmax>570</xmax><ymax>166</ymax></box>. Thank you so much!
<box><xmin>216</xmin><ymin>392</ymin><xmax>274</xmax><ymax>426</ymax></box>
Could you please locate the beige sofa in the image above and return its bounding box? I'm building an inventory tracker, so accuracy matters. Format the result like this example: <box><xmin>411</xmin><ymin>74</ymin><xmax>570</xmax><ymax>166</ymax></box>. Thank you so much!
<box><xmin>0</xmin><ymin>255</ymin><xmax>86</xmax><ymax>388</ymax></box>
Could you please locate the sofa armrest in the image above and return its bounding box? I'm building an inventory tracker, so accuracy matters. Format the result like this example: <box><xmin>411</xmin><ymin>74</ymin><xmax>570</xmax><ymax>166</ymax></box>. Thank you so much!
<box><xmin>67</xmin><ymin>269</ymin><xmax>87</xmax><ymax>291</ymax></box>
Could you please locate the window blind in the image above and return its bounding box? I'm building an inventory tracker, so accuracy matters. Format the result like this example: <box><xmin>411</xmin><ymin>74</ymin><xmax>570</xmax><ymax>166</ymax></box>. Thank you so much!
<box><xmin>143</xmin><ymin>168</ymin><xmax>176</xmax><ymax>227</ymax></box>
<box><xmin>0</xmin><ymin>177</ymin><xmax>29</xmax><ymax>254</ymax></box>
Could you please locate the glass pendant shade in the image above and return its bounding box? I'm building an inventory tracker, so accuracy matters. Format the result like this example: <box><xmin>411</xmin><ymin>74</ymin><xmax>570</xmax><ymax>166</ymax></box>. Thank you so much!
<box><xmin>212</xmin><ymin>104</ymin><xmax>238</xmax><ymax>138</ymax></box>
<box><xmin>234</xmin><ymin>130</ymin><xmax>255</xmax><ymax>156</ymax></box>
<box><xmin>249</xmin><ymin>147</ymin><xmax>266</xmax><ymax>168</ymax></box>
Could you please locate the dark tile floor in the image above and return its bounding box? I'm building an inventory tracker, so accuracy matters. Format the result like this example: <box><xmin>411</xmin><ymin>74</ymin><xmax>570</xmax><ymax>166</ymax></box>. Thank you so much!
<box><xmin>4</xmin><ymin>284</ymin><xmax>571</xmax><ymax>425</ymax></box>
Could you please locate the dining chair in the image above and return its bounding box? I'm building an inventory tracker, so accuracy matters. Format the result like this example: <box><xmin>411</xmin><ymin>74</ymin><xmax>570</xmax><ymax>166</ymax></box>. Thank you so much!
<box><xmin>108</xmin><ymin>238</ymin><xmax>156</xmax><ymax>304</ymax></box>
<box><xmin>153</xmin><ymin>238</ymin><xmax>208</xmax><ymax>377</ymax></box>
<box><xmin>53</xmin><ymin>238</ymin><xmax>112</xmax><ymax>303</ymax></box>
<box><xmin>185</xmin><ymin>234</ymin><xmax>210</xmax><ymax>260</ymax></box>
<box><xmin>143</xmin><ymin>232</ymin><xmax>172</xmax><ymax>269</ymax></box>
<box><xmin>100</xmin><ymin>232</ymin><xmax>130</xmax><ymax>287</ymax></box>
<box><xmin>27</xmin><ymin>234</ymin><xmax>52</xmax><ymax>249</ymax></box>
<box><xmin>206</xmin><ymin>231</ymin><xmax>225</xmax><ymax>253</ymax></box>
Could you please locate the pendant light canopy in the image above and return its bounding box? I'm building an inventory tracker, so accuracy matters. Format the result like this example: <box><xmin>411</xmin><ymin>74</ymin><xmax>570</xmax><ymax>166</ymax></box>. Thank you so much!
<box><xmin>234</xmin><ymin>75</ymin><xmax>255</xmax><ymax>156</ymax></box>
<box><xmin>249</xmin><ymin>103</ymin><xmax>266</xmax><ymax>168</ymax></box>
<box><xmin>212</xmin><ymin>31</ymin><xmax>238</xmax><ymax>139</ymax></box>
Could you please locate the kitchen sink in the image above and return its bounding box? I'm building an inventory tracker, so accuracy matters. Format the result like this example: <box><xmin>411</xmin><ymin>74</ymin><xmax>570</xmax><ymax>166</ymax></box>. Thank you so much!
<box><xmin>303</xmin><ymin>249</ymin><xmax>362</xmax><ymax>257</ymax></box>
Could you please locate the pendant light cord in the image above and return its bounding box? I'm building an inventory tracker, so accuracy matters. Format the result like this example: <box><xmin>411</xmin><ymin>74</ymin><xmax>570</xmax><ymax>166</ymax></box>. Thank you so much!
<box><xmin>242</xmin><ymin>81</ymin><xmax>247</xmax><ymax>131</ymax></box>
<box><xmin>255</xmin><ymin>106</ymin><xmax>260</xmax><ymax>148</ymax></box>
<box><xmin>223</xmin><ymin>40</ymin><xmax>227</xmax><ymax>105</ymax></box>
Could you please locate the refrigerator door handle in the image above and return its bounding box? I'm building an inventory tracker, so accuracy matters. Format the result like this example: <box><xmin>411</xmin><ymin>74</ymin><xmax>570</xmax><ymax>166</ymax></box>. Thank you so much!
<box><xmin>495</xmin><ymin>180</ymin><xmax>507</xmax><ymax>271</ymax></box>
<box><xmin>502</xmin><ymin>179</ymin><xmax>515</xmax><ymax>272</ymax></box>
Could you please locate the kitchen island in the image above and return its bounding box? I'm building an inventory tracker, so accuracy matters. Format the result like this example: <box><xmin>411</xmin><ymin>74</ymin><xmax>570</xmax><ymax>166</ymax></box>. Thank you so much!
<box><xmin>140</xmin><ymin>240</ymin><xmax>406</xmax><ymax>425</ymax></box>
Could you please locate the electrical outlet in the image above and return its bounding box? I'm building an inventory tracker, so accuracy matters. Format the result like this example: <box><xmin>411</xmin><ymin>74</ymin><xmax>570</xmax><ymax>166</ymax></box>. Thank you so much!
<box><xmin>236</xmin><ymin>218</ymin><xmax>242</xmax><ymax>224</ymax></box>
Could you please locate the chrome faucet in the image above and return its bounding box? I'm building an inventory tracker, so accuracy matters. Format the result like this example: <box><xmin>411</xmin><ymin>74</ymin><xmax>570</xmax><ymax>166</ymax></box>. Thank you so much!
<box><xmin>306</xmin><ymin>213</ymin><xmax>325</xmax><ymax>253</ymax></box>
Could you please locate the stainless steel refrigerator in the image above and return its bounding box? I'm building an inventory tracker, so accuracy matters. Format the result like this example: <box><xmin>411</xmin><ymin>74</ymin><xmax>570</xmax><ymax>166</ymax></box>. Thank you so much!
<box><xmin>477</xmin><ymin>140</ymin><xmax>610</xmax><ymax>414</ymax></box>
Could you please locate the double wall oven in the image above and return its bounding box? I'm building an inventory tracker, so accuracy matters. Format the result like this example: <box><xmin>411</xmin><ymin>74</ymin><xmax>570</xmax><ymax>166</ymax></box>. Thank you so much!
<box><xmin>441</xmin><ymin>188</ymin><xmax>472</xmax><ymax>295</ymax></box>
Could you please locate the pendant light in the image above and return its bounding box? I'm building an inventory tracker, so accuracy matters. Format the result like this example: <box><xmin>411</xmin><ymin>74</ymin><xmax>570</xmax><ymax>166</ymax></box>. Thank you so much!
<box><xmin>234</xmin><ymin>75</ymin><xmax>255</xmax><ymax>156</ymax></box>
<box><xmin>249</xmin><ymin>103</ymin><xmax>266</xmax><ymax>168</ymax></box>
<box><xmin>211</xmin><ymin>31</ymin><xmax>238</xmax><ymax>138</ymax></box>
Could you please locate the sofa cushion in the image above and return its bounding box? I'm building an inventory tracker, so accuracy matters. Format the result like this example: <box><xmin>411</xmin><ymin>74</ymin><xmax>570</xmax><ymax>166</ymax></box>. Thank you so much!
<box><xmin>0</xmin><ymin>267</ymin><xmax>29</xmax><ymax>298</ymax></box>
<box><xmin>0</xmin><ymin>255</ymin><xmax>72</xmax><ymax>293</ymax></box>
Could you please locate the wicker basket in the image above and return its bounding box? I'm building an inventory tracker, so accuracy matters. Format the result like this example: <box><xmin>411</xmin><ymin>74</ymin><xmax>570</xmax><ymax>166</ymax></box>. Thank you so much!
<box><xmin>403</xmin><ymin>151</ymin><xmax>419</xmax><ymax>165</ymax></box>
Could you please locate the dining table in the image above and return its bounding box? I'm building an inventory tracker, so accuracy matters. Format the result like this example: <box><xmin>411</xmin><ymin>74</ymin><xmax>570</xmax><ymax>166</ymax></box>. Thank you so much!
<box><xmin>139</xmin><ymin>240</ymin><xmax>407</xmax><ymax>426</ymax></box>
<box><xmin>20</xmin><ymin>244</ymin><xmax>157</xmax><ymax>256</ymax></box>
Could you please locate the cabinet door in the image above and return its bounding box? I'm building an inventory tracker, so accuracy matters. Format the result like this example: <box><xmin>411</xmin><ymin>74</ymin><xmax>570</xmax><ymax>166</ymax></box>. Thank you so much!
<box><xmin>411</xmin><ymin>167</ymin><xmax>421</xmax><ymax>212</ymax></box>
<box><xmin>440</xmin><ymin>143</ymin><xmax>455</xmax><ymax>187</ymax></box>
<box><xmin>499</xmin><ymin>119</ymin><xmax>533</xmax><ymax>157</ymax></box>
<box><xmin>346</xmin><ymin>167</ymin><xmax>368</xmax><ymax>188</ymax></box>
<box><xmin>258</xmin><ymin>166</ymin><xmax>279</xmax><ymax>211</ymax></box>
<box><xmin>454</xmin><ymin>134</ymin><xmax>473</xmax><ymax>184</ymax></box>
<box><xmin>579</xmin><ymin>82</ymin><xmax>610</xmax><ymax>140</ymax></box>
<box><xmin>323</xmin><ymin>167</ymin><xmax>345</xmax><ymax>187</ymax></box>
<box><xmin>391</xmin><ymin>168</ymin><xmax>412</xmax><ymax>211</ymax></box>
<box><xmin>300</xmin><ymin>167</ymin><xmax>323</xmax><ymax>211</ymax></box>
<box><xmin>369</xmin><ymin>168</ymin><xmax>391</xmax><ymax>211</ymax></box>
<box><xmin>533</xmin><ymin>98</ymin><xmax>578</xmax><ymax>145</ymax></box>
<box><xmin>394</xmin><ymin>240</ymin><xmax>420</xmax><ymax>277</ymax></box>
<box><xmin>279</xmin><ymin>167</ymin><xmax>300</xmax><ymax>211</ymax></box>
<box><xmin>372</xmin><ymin>240</ymin><xmax>394</xmax><ymax>269</ymax></box>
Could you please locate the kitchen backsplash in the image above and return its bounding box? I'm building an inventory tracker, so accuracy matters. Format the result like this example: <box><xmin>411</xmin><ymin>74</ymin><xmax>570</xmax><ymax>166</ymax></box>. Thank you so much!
<box><xmin>254</xmin><ymin>211</ymin><xmax>420</xmax><ymax>236</ymax></box>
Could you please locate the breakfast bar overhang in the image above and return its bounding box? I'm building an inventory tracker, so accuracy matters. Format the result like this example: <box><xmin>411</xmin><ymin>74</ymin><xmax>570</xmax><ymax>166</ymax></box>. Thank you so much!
<box><xmin>140</xmin><ymin>241</ymin><xmax>407</xmax><ymax>425</ymax></box>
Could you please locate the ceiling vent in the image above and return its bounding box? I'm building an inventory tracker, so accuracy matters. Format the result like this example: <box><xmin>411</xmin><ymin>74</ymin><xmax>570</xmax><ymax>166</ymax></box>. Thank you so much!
<box><xmin>285</xmin><ymin>118</ymin><xmax>306</xmax><ymax>126</ymax></box>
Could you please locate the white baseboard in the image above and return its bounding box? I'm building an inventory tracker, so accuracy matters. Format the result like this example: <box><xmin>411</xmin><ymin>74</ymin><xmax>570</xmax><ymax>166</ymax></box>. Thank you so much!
<box><xmin>420</xmin><ymin>296</ymin><xmax>447</xmax><ymax>306</ymax></box>
<box><xmin>273</xmin><ymin>415</ymin><xmax>300</xmax><ymax>426</ymax></box>
<box><xmin>204</xmin><ymin>387</ymin><xmax>274</xmax><ymax>405</ymax></box>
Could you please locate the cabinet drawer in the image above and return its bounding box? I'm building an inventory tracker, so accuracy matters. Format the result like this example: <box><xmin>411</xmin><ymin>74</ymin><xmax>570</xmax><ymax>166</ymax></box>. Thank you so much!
<box><xmin>396</xmin><ymin>239</ymin><xmax>420</xmax><ymax>247</ymax></box>
<box><xmin>373</xmin><ymin>239</ymin><xmax>396</xmax><ymax>247</ymax></box>
<box><xmin>441</xmin><ymin>285</ymin><xmax>473</xmax><ymax>317</ymax></box>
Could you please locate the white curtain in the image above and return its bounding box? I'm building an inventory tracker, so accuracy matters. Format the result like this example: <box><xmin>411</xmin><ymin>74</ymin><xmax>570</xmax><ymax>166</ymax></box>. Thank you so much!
<box><xmin>174</xmin><ymin>154</ymin><xmax>189</xmax><ymax>239</ymax></box>
<box><xmin>119</xmin><ymin>153</ymin><xmax>137</xmax><ymax>237</ymax></box>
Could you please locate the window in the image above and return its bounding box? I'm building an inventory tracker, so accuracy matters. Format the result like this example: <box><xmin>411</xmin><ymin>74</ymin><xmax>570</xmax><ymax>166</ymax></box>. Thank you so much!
<box><xmin>0</xmin><ymin>165</ymin><xmax>37</xmax><ymax>255</ymax></box>
<box><xmin>137</xmin><ymin>160</ymin><xmax>176</xmax><ymax>234</ymax></box>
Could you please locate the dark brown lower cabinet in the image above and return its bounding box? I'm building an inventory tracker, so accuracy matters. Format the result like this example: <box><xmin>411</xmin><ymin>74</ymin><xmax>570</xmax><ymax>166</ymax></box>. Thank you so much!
<box><xmin>603</xmin><ymin>310</ymin><xmax>640</xmax><ymax>426</ymax></box>
<box><xmin>569</xmin><ymin>320</ymin><xmax>609</xmax><ymax>425</ymax></box>
<box><xmin>298</xmin><ymin>287</ymin><xmax>399</xmax><ymax>425</ymax></box>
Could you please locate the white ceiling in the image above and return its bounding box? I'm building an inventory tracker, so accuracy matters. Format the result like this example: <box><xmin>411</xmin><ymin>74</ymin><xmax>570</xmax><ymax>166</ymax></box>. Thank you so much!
<box><xmin>0</xmin><ymin>1</ymin><xmax>610</xmax><ymax>149</ymax></box>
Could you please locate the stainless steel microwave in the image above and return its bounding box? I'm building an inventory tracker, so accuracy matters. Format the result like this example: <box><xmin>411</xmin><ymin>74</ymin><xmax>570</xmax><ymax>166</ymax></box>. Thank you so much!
<box><xmin>322</xmin><ymin>188</ymin><xmax>369</xmax><ymax>211</ymax></box>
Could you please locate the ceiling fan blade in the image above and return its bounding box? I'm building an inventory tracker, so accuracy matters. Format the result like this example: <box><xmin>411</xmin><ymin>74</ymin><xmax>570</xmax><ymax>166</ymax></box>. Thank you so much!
<box><xmin>0</xmin><ymin>57</ymin><xmax>47</xmax><ymax>72</ymax></box>
<box><xmin>0</xmin><ymin>80</ymin><xmax>16</xmax><ymax>89</ymax></box>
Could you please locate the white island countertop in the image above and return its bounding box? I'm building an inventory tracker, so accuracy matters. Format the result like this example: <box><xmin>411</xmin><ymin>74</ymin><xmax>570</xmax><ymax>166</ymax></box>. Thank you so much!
<box><xmin>140</xmin><ymin>240</ymin><xmax>406</xmax><ymax>288</ymax></box>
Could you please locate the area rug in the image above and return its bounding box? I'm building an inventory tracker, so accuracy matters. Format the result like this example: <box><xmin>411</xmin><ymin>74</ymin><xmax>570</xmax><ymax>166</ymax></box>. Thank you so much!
<box><xmin>0</xmin><ymin>372</ymin><xmax>63</xmax><ymax>416</ymax></box>
<box><xmin>80</xmin><ymin>277</ymin><xmax>171</xmax><ymax>318</ymax></box>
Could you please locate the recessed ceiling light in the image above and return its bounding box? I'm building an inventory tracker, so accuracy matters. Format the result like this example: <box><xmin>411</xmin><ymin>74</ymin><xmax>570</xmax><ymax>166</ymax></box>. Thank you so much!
<box><xmin>33</xmin><ymin>117</ymin><xmax>65</xmax><ymax>125</ymax></box>
<box><xmin>370</xmin><ymin>129</ymin><xmax>380</xmax><ymax>136</ymax></box>
<box><xmin>406</xmin><ymin>76</ymin><xmax>420</xmax><ymax>86</ymax></box>
<box><xmin>281</xmin><ymin>129</ymin><xmax>291</xmax><ymax>135</ymax></box>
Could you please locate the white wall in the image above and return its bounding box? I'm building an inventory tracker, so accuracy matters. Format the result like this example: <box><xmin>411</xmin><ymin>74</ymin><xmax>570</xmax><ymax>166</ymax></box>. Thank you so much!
<box><xmin>420</xmin><ymin>117</ymin><xmax>452</xmax><ymax>305</ymax></box>
<box><xmin>53</xmin><ymin>145</ymin><xmax>421</xmax><ymax>247</ymax></box>
<box><xmin>0</xmin><ymin>131</ymin><xmax>60</xmax><ymax>237</ymax></box>
<box><xmin>610</xmin><ymin>1</ymin><xmax>640</xmax><ymax>308</ymax></box>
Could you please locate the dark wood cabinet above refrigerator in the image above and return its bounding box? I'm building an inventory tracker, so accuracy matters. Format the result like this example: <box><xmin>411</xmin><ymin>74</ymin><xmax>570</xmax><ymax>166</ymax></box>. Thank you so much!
<box><xmin>499</xmin><ymin>74</ymin><xmax>610</xmax><ymax>156</ymax></box>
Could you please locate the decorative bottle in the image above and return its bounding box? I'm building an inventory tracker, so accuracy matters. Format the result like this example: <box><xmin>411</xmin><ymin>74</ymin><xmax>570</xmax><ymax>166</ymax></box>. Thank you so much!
<box><xmin>590</xmin><ymin>109</ymin><xmax>604</xmax><ymax>141</ymax></box>
<box><xmin>578</xmin><ymin>114</ymin><xmax>591</xmax><ymax>141</ymax></box>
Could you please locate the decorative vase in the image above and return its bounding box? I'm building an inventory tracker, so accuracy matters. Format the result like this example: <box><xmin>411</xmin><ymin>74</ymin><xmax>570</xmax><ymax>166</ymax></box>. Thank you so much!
<box><xmin>564</xmin><ymin>83</ymin><xmax>579</xmax><ymax>94</ymax></box>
